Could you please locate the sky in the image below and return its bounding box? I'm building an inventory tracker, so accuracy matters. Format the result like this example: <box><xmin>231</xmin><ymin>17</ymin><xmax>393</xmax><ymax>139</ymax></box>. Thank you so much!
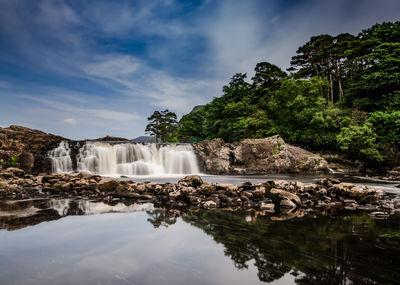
<box><xmin>0</xmin><ymin>0</ymin><xmax>399</xmax><ymax>139</ymax></box>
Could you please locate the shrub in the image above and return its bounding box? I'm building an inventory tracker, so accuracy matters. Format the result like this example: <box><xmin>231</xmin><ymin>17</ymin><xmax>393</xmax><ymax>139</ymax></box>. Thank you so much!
<box><xmin>337</xmin><ymin>122</ymin><xmax>384</xmax><ymax>165</ymax></box>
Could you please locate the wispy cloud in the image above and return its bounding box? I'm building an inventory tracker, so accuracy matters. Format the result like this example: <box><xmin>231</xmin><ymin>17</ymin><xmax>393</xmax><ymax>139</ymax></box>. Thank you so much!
<box><xmin>61</xmin><ymin>118</ymin><xmax>77</xmax><ymax>126</ymax></box>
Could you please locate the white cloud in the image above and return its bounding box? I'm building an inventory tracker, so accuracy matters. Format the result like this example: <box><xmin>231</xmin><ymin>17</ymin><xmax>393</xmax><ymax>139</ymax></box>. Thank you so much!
<box><xmin>84</xmin><ymin>109</ymin><xmax>141</xmax><ymax>122</ymax></box>
<box><xmin>82</xmin><ymin>55</ymin><xmax>141</xmax><ymax>80</ymax></box>
<box><xmin>61</xmin><ymin>118</ymin><xmax>77</xmax><ymax>126</ymax></box>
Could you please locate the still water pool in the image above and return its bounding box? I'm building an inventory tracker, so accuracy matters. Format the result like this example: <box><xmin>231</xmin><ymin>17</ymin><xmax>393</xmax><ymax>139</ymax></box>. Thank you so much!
<box><xmin>0</xmin><ymin>198</ymin><xmax>399</xmax><ymax>285</ymax></box>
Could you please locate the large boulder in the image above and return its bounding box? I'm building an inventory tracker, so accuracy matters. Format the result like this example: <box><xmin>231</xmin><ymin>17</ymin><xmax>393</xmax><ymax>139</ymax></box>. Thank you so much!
<box><xmin>193</xmin><ymin>135</ymin><xmax>328</xmax><ymax>174</ymax></box>
<box><xmin>18</xmin><ymin>151</ymin><xmax>34</xmax><ymax>172</ymax></box>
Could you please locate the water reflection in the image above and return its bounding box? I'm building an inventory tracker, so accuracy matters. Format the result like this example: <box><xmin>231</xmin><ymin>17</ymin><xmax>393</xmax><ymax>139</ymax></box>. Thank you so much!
<box><xmin>0</xmin><ymin>199</ymin><xmax>153</xmax><ymax>231</ymax></box>
<box><xmin>183</xmin><ymin>210</ymin><xmax>400</xmax><ymax>284</ymax></box>
<box><xmin>0</xmin><ymin>199</ymin><xmax>399</xmax><ymax>284</ymax></box>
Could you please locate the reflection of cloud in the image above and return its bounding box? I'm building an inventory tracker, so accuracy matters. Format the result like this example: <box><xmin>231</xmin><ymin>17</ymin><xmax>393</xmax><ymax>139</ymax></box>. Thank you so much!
<box><xmin>61</xmin><ymin>118</ymin><xmax>77</xmax><ymax>126</ymax></box>
<box><xmin>0</xmin><ymin>212</ymin><xmax>264</xmax><ymax>284</ymax></box>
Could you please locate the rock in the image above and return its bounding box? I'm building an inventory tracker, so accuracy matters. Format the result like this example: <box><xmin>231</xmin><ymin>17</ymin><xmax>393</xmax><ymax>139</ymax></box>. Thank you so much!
<box><xmin>204</xmin><ymin>200</ymin><xmax>217</xmax><ymax>209</ymax></box>
<box><xmin>273</xmin><ymin>180</ymin><xmax>289</xmax><ymax>189</ymax></box>
<box><xmin>198</xmin><ymin>183</ymin><xmax>216</xmax><ymax>196</ymax></box>
<box><xmin>259</xmin><ymin>202</ymin><xmax>275</xmax><ymax>212</ymax></box>
<box><xmin>6</xmin><ymin>167</ymin><xmax>25</xmax><ymax>177</ymax></box>
<box><xmin>193</xmin><ymin>136</ymin><xmax>329</xmax><ymax>174</ymax></box>
<box><xmin>280</xmin><ymin>198</ymin><xmax>297</xmax><ymax>209</ymax></box>
<box><xmin>269</xmin><ymin>188</ymin><xmax>301</xmax><ymax>205</ymax></box>
<box><xmin>369</xmin><ymin>211</ymin><xmax>390</xmax><ymax>218</ymax></box>
<box><xmin>98</xmin><ymin>180</ymin><xmax>120</xmax><ymax>192</ymax></box>
<box><xmin>17</xmin><ymin>151</ymin><xmax>34</xmax><ymax>172</ymax></box>
<box><xmin>178</xmin><ymin>175</ymin><xmax>203</xmax><ymax>188</ymax></box>
<box><xmin>0</xmin><ymin>125</ymin><xmax>66</xmax><ymax>174</ymax></box>
<box><xmin>136</xmin><ymin>184</ymin><xmax>146</xmax><ymax>193</ymax></box>
<box><xmin>293</xmin><ymin>181</ymin><xmax>305</xmax><ymax>192</ymax></box>
<box><xmin>332</xmin><ymin>183</ymin><xmax>383</xmax><ymax>203</ymax></box>
<box><xmin>316</xmin><ymin>178</ymin><xmax>340</xmax><ymax>188</ymax></box>
<box><xmin>215</xmin><ymin>183</ymin><xmax>237</xmax><ymax>191</ymax></box>
<box><xmin>78</xmin><ymin>171</ymin><xmax>92</xmax><ymax>179</ymax></box>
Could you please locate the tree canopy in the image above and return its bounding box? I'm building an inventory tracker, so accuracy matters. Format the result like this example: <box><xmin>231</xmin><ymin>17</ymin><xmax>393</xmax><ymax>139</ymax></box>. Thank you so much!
<box><xmin>173</xmin><ymin>21</ymin><xmax>400</xmax><ymax>167</ymax></box>
<box><xmin>145</xmin><ymin>109</ymin><xmax>178</xmax><ymax>142</ymax></box>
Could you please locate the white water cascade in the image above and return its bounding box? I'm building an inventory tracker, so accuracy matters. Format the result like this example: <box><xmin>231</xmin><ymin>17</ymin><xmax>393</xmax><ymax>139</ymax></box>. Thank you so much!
<box><xmin>76</xmin><ymin>142</ymin><xmax>200</xmax><ymax>176</ymax></box>
<box><xmin>49</xmin><ymin>141</ymin><xmax>73</xmax><ymax>173</ymax></box>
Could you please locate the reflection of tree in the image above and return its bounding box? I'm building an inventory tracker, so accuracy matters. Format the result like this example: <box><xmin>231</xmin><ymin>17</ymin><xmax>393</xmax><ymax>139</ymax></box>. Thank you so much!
<box><xmin>146</xmin><ymin>209</ymin><xmax>178</xmax><ymax>228</ymax></box>
<box><xmin>182</xmin><ymin>210</ymin><xmax>400</xmax><ymax>284</ymax></box>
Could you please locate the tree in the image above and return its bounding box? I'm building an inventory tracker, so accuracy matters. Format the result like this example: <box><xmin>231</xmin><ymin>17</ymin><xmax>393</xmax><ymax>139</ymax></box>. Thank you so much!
<box><xmin>252</xmin><ymin>62</ymin><xmax>287</xmax><ymax>90</ymax></box>
<box><xmin>145</xmin><ymin>109</ymin><xmax>178</xmax><ymax>142</ymax></box>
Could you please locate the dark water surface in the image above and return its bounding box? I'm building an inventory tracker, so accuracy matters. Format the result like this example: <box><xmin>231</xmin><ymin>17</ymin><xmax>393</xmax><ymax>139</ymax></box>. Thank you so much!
<box><xmin>0</xmin><ymin>198</ymin><xmax>400</xmax><ymax>285</ymax></box>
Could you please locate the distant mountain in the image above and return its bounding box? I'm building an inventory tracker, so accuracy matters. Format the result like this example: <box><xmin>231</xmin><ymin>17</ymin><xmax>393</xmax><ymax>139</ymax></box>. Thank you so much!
<box><xmin>131</xmin><ymin>136</ymin><xmax>155</xmax><ymax>143</ymax></box>
<box><xmin>95</xmin><ymin>136</ymin><xmax>129</xmax><ymax>142</ymax></box>
<box><xmin>190</xmin><ymin>105</ymin><xmax>205</xmax><ymax>113</ymax></box>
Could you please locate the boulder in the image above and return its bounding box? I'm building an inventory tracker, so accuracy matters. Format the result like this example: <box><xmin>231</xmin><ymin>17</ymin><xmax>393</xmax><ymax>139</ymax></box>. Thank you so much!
<box><xmin>280</xmin><ymin>198</ymin><xmax>297</xmax><ymax>209</ymax></box>
<box><xmin>178</xmin><ymin>175</ymin><xmax>203</xmax><ymax>188</ymax></box>
<box><xmin>259</xmin><ymin>202</ymin><xmax>275</xmax><ymax>212</ymax></box>
<box><xmin>269</xmin><ymin>188</ymin><xmax>301</xmax><ymax>205</ymax></box>
<box><xmin>204</xmin><ymin>200</ymin><xmax>217</xmax><ymax>209</ymax></box>
<box><xmin>18</xmin><ymin>151</ymin><xmax>34</xmax><ymax>172</ymax></box>
<box><xmin>193</xmin><ymin>136</ymin><xmax>329</xmax><ymax>174</ymax></box>
<box><xmin>98</xmin><ymin>180</ymin><xmax>120</xmax><ymax>192</ymax></box>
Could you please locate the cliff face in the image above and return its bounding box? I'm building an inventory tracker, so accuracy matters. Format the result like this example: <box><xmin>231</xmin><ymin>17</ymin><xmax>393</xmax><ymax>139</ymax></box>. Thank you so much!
<box><xmin>193</xmin><ymin>135</ymin><xmax>329</xmax><ymax>174</ymax></box>
<box><xmin>0</xmin><ymin>125</ymin><xmax>66</xmax><ymax>174</ymax></box>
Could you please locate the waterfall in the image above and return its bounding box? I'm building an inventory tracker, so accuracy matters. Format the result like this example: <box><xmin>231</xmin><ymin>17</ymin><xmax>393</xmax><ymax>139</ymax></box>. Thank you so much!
<box><xmin>49</xmin><ymin>141</ymin><xmax>73</xmax><ymax>173</ymax></box>
<box><xmin>77</xmin><ymin>142</ymin><xmax>200</xmax><ymax>176</ymax></box>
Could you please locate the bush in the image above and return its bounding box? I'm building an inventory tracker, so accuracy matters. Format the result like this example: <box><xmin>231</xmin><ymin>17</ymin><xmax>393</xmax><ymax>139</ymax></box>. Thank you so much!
<box><xmin>337</xmin><ymin>122</ymin><xmax>384</xmax><ymax>165</ymax></box>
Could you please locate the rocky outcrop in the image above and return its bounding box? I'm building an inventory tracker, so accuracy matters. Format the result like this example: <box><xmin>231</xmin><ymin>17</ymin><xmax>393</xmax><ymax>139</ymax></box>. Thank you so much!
<box><xmin>0</xmin><ymin>170</ymin><xmax>397</xmax><ymax>218</ymax></box>
<box><xmin>0</xmin><ymin>125</ymin><xmax>66</xmax><ymax>174</ymax></box>
<box><xmin>193</xmin><ymin>136</ymin><xmax>329</xmax><ymax>174</ymax></box>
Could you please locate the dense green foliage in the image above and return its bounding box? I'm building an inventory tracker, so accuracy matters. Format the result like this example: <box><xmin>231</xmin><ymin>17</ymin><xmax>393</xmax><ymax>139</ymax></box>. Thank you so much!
<box><xmin>145</xmin><ymin>109</ymin><xmax>178</xmax><ymax>142</ymax></box>
<box><xmin>176</xmin><ymin>21</ymin><xmax>400</xmax><ymax>167</ymax></box>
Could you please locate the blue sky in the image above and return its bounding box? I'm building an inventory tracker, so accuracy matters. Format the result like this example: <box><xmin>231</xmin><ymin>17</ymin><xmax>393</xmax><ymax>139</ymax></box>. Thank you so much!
<box><xmin>0</xmin><ymin>0</ymin><xmax>399</xmax><ymax>139</ymax></box>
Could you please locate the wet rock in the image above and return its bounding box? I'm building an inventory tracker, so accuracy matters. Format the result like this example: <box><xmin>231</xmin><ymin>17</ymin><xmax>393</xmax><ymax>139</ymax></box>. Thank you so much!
<box><xmin>259</xmin><ymin>202</ymin><xmax>275</xmax><ymax>212</ymax></box>
<box><xmin>293</xmin><ymin>181</ymin><xmax>305</xmax><ymax>192</ymax></box>
<box><xmin>98</xmin><ymin>180</ymin><xmax>120</xmax><ymax>192</ymax></box>
<box><xmin>280</xmin><ymin>198</ymin><xmax>297</xmax><ymax>209</ymax></box>
<box><xmin>368</xmin><ymin>211</ymin><xmax>390</xmax><ymax>218</ymax></box>
<box><xmin>316</xmin><ymin>177</ymin><xmax>340</xmax><ymax>188</ymax></box>
<box><xmin>204</xmin><ymin>200</ymin><xmax>217</xmax><ymax>209</ymax></box>
<box><xmin>178</xmin><ymin>175</ymin><xmax>203</xmax><ymax>187</ymax></box>
<box><xmin>215</xmin><ymin>183</ymin><xmax>237</xmax><ymax>191</ymax></box>
<box><xmin>269</xmin><ymin>188</ymin><xmax>301</xmax><ymax>205</ymax></box>
<box><xmin>198</xmin><ymin>183</ymin><xmax>216</xmax><ymax>196</ymax></box>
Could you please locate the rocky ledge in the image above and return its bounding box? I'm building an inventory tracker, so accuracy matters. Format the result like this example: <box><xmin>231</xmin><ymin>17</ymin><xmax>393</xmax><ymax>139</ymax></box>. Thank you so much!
<box><xmin>1</xmin><ymin>168</ymin><xmax>398</xmax><ymax>219</ymax></box>
<box><xmin>0</xmin><ymin>125</ymin><xmax>65</xmax><ymax>174</ymax></box>
<box><xmin>193</xmin><ymin>135</ymin><xmax>329</xmax><ymax>174</ymax></box>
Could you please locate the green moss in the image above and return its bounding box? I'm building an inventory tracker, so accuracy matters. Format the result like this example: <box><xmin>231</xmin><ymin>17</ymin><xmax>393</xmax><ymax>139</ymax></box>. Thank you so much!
<box><xmin>11</xmin><ymin>140</ymin><xmax>16</xmax><ymax>146</ymax></box>
<box><xmin>273</xmin><ymin>148</ymin><xmax>280</xmax><ymax>154</ymax></box>
<box><xmin>10</xmin><ymin>157</ymin><xmax>17</xmax><ymax>167</ymax></box>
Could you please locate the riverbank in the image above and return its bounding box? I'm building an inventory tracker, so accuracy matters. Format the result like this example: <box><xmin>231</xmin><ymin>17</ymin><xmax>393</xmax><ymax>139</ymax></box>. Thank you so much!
<box><xmin>1</xmin><ymin>168</ymin><xmax>399</xmax><ymax>219</ymax></box>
